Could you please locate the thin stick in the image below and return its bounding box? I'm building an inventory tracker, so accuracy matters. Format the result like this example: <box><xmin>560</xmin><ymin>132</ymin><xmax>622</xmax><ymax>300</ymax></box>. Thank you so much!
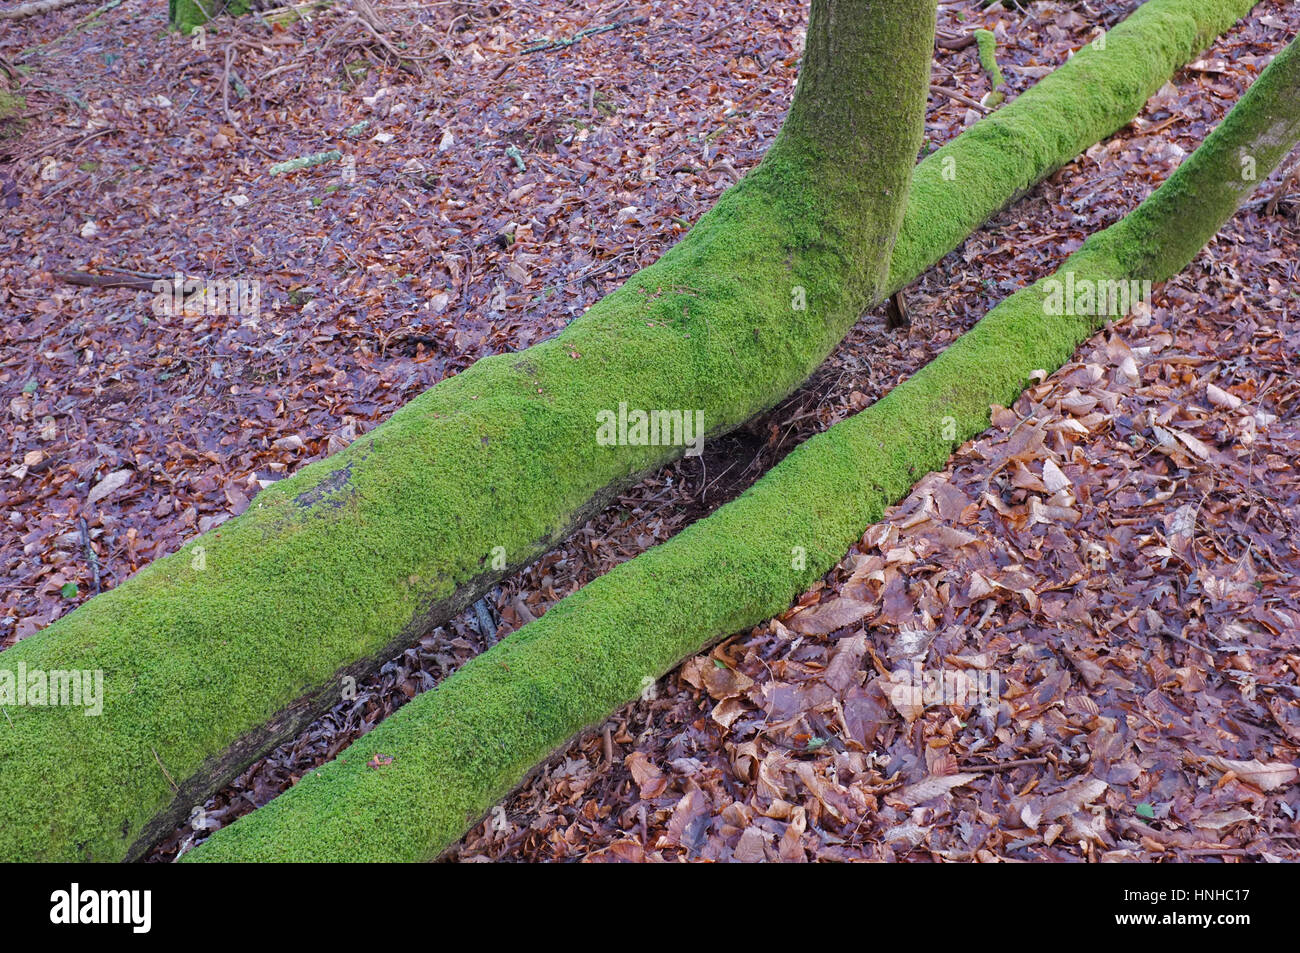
<box><xmin>222</xmin><ymin>45</ymin><xmax>277</xmax><ymax>161</ymax></box>
<box><xmin>78</xmin><ymin>517</ymin><xmax>101</xmax><ymax>596</ymax></box>
<box><xmin>930</xmin><ymin>83</ymin><xmax>992</xmax><ymax>114</ymax></box>
<box><xmin>962</xmin><ymin>757</ymin><xmax>1048</xmax><ymax>772</ymax></box>
<box><xmin>152</xmin><ymin>746</ymin><xmax>180</xmax><ymax>793</ymax></box>
<box><xmin>522</xmin><ymin>16</ymin><xmax>648</xmax><ymax>55</ymax></box>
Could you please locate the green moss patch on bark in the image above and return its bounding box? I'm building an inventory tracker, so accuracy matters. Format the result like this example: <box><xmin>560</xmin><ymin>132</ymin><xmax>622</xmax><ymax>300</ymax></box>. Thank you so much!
<box><xmin>186</xmin><ymin>36</ymin><xmax>1300</xmax><ymax>864</ymax></box>
<box><xmin>886</xmin><ymin>0</ymin><xmax>1262</xmax><ymax>295</ymax></box>
<box><xmin>975</xmin><ymin>30</ymin><xmax>1005</xmax><ymax>88</ymax></box>
<box><xmin>169</xmin><ymin>0</ymin><xmax>250</xmax><ymax>33</ymax></box>
<box><xmin>0</xmin><ymin>89</ymin><xmax>23</xmax><ymax>122</ymax></box>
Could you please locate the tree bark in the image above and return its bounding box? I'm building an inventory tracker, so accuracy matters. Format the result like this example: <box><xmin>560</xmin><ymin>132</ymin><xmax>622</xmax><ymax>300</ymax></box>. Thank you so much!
<box><xmin>0</xmin><ymin>0</ymin><xmax>1262</xmax><ymax>862</ymax></box>
<box><xmin>187</xmin><ymin>34</ymin><xmax>1300</xmax><ymax>864</ymax></box>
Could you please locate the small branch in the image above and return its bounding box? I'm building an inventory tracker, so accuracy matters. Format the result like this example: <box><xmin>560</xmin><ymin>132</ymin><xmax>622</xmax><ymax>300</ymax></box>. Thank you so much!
<box><xmin>222</xmin><ymin>46</ymin><xmax>278</xmax><ymax>161</ymax></box>
<box><xmin>0</xmin><ymin>0</ymin><xmax>89</xmax><ymax>20</ymax></box>
<box><xmin>53</xmin><ymin>271</ymin><xmax>162</xmax><ymax>291</ymax></box>
<box><xmin>323</xmin><ymin>14</ymin><xmax>450</xmax><ymax>66</ymax></box>
<box><xmin>936</xmin><ymin>30</ymin><xmax>976</xmax><ymax>51</ymax></box>
<box><xmin>522</xmin><ymin>16</ymin><xmax>648</xmax><ymax>55</ymax></box>
<box><xmin>28</xmin><ymin>126</ymin><xmax>118</xmax><ymax>160</ymax></box>
<box><xmin>267</xmin><ymin>149</ymin><xmax>343</xmax><ymax>176</ymax></box>
<box><xmin>963</xmin><ymin>757</ymin><xmax>1049</xmax><ymax>772</ymax></box>
<box><xmin>1155</xmin><ymin>626</ymin><xmax>1218</xmax><ymax>656</ymax></box>
<box><xmin>974</xmin><ymin>29</ymin><xmax>1006</xmax><ymax>107</ymax></box>
<box><xmin>350</xmin><ymin>0</ymin><xmax>388</xmax><ymax>32</ymax></box>
<box><xmin>78</xmin><ymin>517</ymin><xmax>101</xmax><ymax>597</ymax></box>
<box><xmin>930</xmin><ymin>83</ymin><xmax>992</xmax><ymax>114</ymax></box>
<box><xmin>152</xmin><ymin>746</ymin><xmax>180</xmax><ymax>793</ymax></box>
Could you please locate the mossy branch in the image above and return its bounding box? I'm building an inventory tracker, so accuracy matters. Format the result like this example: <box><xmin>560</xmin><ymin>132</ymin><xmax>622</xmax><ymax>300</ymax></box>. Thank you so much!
<box><xmin>974</xmin><ymin>28</ymin><xmax>1005</xmax><ymax>106</ymax></box>
<box><xmin>187</xmin><ymin>34</ymin><xmax>1300</xmax><ymax>863</ymax></box>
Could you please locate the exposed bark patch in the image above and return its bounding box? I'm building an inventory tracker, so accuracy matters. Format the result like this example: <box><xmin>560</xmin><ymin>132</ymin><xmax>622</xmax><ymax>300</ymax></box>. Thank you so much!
<box><xmin>293</xmin><ymin>464</ymin><xmax>354</xmax><ymax>510</ymax></box>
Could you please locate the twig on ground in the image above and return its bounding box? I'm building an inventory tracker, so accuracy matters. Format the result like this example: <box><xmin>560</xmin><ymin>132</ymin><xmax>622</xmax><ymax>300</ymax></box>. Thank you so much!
<box><xmin>930</xmin><ymin>83</ymin><xmax>992</xmax><ymax>114</ymax></box>
<box><xmin>963</xmin><ymin>757</ymin><xmax>1050</xmax><ymax>772</ymax></box>
<box><xmin>152</xmin><ymin>746</ymin><xmax>180</xmax><ymax>793</ymax></box>
<box><xmin>78</xmin><ymin>517</ymin><xmax>101</xmax><ymax>596</ymax></box>
<box><xmin>222</xmin><ymin>45</ymin><xmax>278</xmax><ymax>160</ymax></box>
<box><xmin>0</xmin><ymin>0</ymin><xmax>90</xmax><ymax>20</ymax></box>
<box><xmin>53</xmin><ymin>271</ymin><xmax>160</xmax><ymax>291</ymax></box>
<box><xmin>522</xmin><ymin>16</ymin><xmax>648</xmax><ymax>55</ymax></box>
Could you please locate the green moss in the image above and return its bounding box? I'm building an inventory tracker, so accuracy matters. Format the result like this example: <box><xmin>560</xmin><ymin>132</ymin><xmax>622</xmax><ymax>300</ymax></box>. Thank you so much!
<box><xmin>0</xmin><ymin>0</ymin><xmax>1263</xmax><ymax>863</ymax></box>
<box><xmin>974</xmin><ymin>28</ymin><xmax>1005</xmax><ymax>99</ymax></box>
<box><xmin>0</xmin><ymin>0</ymin><xmax>933</xmax><ymax>863</ymax></box>
<box><xmin>186</xmin><ymin>34</ymin><xmax>1300</xmax><ymax>864</ymax></box>
<box><xmin>0</xmin><ymin>89</ymin><xmax>23</xmax><ymax>131</ymax></box>
<box><xmin>168</xmin><ymin>0</ymin><xmax>206</xmax><ymax>32</ymax></box>
<box><xmin>168</xmin><ymin>0</ymin><xmax>250</xmax><ymax>33</ymax></box>
<box><xmin>887</xmin><ymin>0</ymin><xmax>1262</xmax><ymax>294</ymax></box>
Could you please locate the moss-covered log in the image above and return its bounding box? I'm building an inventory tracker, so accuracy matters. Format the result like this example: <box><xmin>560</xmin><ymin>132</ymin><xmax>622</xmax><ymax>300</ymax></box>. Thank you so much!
<box><xmin>169</xmin><ymin>0</ymin><xmax>249</xmax><ymax>34</ymax></box>
<box><xmin>186</xmin><ymin>34</ymin><xmax>1300</xmax><ymax>863</ymax></box>
<box><xmin>0</xmin><ymin>0</ymin><xmax>1260</xmax><ymax>862</ymax></box>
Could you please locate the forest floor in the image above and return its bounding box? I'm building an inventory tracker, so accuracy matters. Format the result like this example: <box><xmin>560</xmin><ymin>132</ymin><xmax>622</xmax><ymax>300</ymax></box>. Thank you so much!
<box><xmin>1</xmin><ymin>0</ymin><xmax>1298</xmax><ymax>862</ymax></box>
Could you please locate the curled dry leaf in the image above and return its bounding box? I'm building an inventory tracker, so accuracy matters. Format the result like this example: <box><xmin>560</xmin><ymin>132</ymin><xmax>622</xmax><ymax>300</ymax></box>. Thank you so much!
<box><xmin>787</xmin><ymin>597</ymin><xmax>875</xmax><ymax>636</ymax></box>
<box><xmin>625</xmin><ymin>751</ymin><xmax>667</xmax><ymax>798</ymax></box>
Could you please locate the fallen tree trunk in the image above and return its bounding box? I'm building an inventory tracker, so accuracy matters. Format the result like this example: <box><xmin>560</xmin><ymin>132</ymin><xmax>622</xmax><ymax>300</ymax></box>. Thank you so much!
<box><xmin>0</xmin><ymin>0</ymin><xmax>1259</xmax><ymax>862</ymax></box>
<box><xmin>185</xmin><ymin>33</ymin><xmax>1300</xmax><ymax>863</ymax></box>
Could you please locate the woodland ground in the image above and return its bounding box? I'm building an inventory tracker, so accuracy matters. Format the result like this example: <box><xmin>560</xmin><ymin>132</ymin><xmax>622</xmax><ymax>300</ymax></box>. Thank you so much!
<box><xmin>1</xmin><ymin>0</ymin><xmax>1298</xmax><ymax>861</ymax></box>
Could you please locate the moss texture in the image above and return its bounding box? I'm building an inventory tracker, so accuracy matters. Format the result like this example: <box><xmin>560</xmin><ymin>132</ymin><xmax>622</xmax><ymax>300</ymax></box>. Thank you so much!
<box><xmin>975</xmin><ymin>30</ymin><xmax>1005</xmax><ymax>88</ymax></box>
<box><xmin>886</xmin><ymin>0</ymin><xmax>1261</xmax><ymax>294</ymax></box>
<box><xmin>169</xmin><ymin>0</ymin><xmax>250</xmax><ymax>33</ymax></box>
<box><xmin>0</xmin><ymin>89</ymin><xmax>23</xmax><ymax>127</ymax></box>
<box><xmin>186</xmin><ymin>34</ymin><xmax>1300</xmax><ymax>865</ymax></box>
<box><xmin>0</xmin><ymin>0</ymin><xmax>1261</xmax><ymax>862</ymax></box>
<box><xmin>0</xmin><ymin>0</ymin><xmax>937</xmax><ymax>862</ymax></box>
<box><xmin>974</xmin><ymin>28</ymin><xmax>1005</xmax><ymax>104</ymax></box>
